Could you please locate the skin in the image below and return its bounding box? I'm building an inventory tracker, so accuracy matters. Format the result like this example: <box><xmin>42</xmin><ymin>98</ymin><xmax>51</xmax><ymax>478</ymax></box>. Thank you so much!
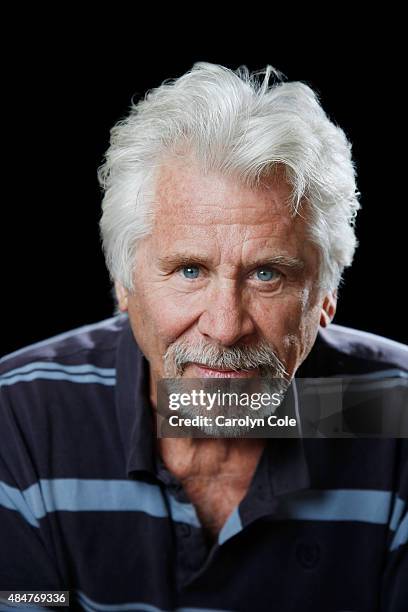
<box><xmin>115</xmin><ymin>157</ymin><xmax>337</xmax><ymax>537</ymax></box>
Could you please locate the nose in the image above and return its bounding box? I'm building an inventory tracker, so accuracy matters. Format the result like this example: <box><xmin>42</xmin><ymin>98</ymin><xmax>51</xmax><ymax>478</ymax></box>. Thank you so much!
<box><xmin>197</xmin><ymin>284</ymin><xmax>255</xmax><ymax>346</ymax></box>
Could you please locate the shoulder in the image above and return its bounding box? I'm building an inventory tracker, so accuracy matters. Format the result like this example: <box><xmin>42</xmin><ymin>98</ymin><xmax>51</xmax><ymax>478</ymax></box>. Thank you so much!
<box><xmin>0</xmin><ymin>315</ymin><xmax>129</xmax><ymax>487</ymax></box>
<box><xmin>313</xmin><ymin>324</ymin><xmax>408</xmax><ymax>376</ymax></box>
<box><xmin>0</xmin><ymin>314</ymin><xmax>128</xmax><ymax>380</ymax></box>
<box><xmin>323</xmin><ymin>324</ymin><xmax>408</xmax><ymax>365</ymax></box>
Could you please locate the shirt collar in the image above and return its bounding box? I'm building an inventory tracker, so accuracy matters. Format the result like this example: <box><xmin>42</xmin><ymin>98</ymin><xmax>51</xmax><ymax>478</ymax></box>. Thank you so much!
<box><xmin>115</xmin><ymin>316</ymin><xmax>156</xmax><ymax>477</ymax></box>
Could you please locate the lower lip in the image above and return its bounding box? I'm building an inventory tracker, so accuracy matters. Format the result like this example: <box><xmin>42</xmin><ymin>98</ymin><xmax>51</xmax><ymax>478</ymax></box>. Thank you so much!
<box><xmin>189</xmin><ymin>364</ymin><xmax>260</xmax><ymax>378</ymax></box>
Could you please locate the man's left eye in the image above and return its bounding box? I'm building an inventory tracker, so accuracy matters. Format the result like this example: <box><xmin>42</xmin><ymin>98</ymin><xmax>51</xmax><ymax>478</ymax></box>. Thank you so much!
<box><xmin>181</xmin><ymin>265</ymin><xmax>200</xmax><ymax>279</ymax></box>
<box><xmin>254</xmin><ymin>268</ymin><xmax>278</xmax><ymax>281</ymax></box>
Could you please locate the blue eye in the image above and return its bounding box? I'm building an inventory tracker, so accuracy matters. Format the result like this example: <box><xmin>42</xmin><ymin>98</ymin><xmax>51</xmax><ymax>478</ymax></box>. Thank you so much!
<box><xmin>182</xmin><ymin>266</ymin><xmax>200</xmax><ymax>279</ymax></box>
<box><xmin>256</xmin><ymin>268</ymin><xmax>276</xmax><ymax>281</ymax></box>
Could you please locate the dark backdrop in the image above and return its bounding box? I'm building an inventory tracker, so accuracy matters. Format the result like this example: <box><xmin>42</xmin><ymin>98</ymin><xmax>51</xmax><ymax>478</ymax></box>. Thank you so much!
<box><xmin>2</xmin><ymin>43</ymin><xmax>406</xmax><ymax>356</ymax></box>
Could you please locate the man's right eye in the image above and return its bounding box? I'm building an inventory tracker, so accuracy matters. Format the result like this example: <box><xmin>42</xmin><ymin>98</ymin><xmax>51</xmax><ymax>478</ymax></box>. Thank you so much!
<box><xmin>180</xmin><ymin>265</ymin><xmax>200</xmax><ymax>279</ymax></box>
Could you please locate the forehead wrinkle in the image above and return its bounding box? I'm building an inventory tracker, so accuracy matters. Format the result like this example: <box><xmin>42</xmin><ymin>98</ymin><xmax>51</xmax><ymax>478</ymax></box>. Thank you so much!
<box><xmin>155</xmin><ymin>165</ymin><xmax>292</xmax><ymax>221</ymax></box>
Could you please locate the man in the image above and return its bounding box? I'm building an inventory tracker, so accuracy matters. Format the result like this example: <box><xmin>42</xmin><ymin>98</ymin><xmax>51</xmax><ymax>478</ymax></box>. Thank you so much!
<box><xmin>0</xmin><ymin>63</ymin><xmax>406</xmax><ymax>611</ymax></box>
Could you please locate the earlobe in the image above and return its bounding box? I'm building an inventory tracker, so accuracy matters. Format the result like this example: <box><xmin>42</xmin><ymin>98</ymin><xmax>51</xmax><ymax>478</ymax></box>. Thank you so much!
<box><xmin>114</xmin><ymin>281</ymin><xmax>129</xmax><ymax>312</ymax></box>
<box><xmin>320</xmin><ymin>291</ymin><xmax>337</xmax><ymax>328</ymax></box>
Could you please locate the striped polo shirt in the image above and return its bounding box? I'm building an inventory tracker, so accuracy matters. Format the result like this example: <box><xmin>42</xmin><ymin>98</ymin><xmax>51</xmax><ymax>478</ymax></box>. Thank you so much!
<box><xmin>0</xmin><ymin>314</ymin><xmax>407</xmax><ymax>612</ymax></box>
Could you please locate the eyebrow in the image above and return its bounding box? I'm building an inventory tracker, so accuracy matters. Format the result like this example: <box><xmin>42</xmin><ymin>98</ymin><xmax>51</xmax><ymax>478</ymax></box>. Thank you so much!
<box><xmin>254</xmin><ymin>255</ymin><xmax>305</xmax><ymax>271</ymax></box>
<box><xmin>157</xmin><ymin>253</ymin><xmax>305</xmax><ymax>271</ymax></box>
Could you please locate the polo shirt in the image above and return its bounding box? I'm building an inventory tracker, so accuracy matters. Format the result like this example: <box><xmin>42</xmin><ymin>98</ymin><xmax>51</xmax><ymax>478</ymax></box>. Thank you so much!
<box><xmin>0</xmin><ymin>314</ymin><xmax>407</xmax><ymax>612</ymax></box>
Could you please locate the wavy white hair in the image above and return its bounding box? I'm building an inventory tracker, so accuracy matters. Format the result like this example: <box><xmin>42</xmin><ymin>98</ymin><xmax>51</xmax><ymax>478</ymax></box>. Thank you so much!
<box><xmin>98</xmin><ymin>62</ymin><xmax>360</xmax><ymax>292</ymax></box>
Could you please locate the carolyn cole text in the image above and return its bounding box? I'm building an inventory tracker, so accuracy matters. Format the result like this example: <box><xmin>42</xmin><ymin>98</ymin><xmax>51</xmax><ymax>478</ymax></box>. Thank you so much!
<box><xmin>168</xmin><ymin>389</ymin><xmax>284</xmax><ymax>411</ymax></box>
<box><xmin>168</xmin><ymin>414</ymin><xmax>297</xmax><ymax>429</ymax></box>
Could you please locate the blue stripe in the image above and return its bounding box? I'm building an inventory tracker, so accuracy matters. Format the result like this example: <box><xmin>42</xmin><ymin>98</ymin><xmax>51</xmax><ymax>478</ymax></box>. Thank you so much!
<box><xmin>0</xmin><ymin>371</ymin><xmax>116</xmax><ymax>387</ymax></box>
<box><xmin>76</xmin><ymin>590</ymin><xmax>234</xmax><ymax>612</ymax></box>
<box><xmin>218</xmin><ymin>508</ymin><xmax>242</xmax><ymax>545</ymax></box>
<box><xmin>2</xmin><ymin>479</ymin><xmax>402</xmax><ymax>540</ymax></box>
<box><xmin>165</xmin><ymin>490</ymin><xmax>201</xmax><ymax>528</ymax></box>
<box><xmin>389</xmin><ymin>497</ymin><xmax>406</xmax><ymax>531</ymax></box>
<box><xmin>277</xmin><ymin>489</ymin><xmax>392</xmax><ymax>524</ymax></box>
<box><xmin>341</xmin><ymin>369</ymin><xmax>408</xmax><ymax>380</ymax></box>
<box><xmin>23</xmin><ymin>479</ymin><xmax>168</xmax><ymax>519</ymax></box>
<box><xmin>390</xmin><ymin>512</ymin><xmax>408</xmax><ymax>551</ymax></box>
<box><xmin>0</xmin><ymin>604</ymin><xmax>44</xmax><ymax>611</ymax></box>
<box><xmin>0</xmin><ymin>361</ymin><xmax>116</xmax><ymax>379</ymax></box>
<box><xmin>1</xmin><ymin>479</ymin><xmax>205</xmax><ymax>529</ymax></box>
<box><xmin>0</xmin><ymin>481</ymin><xmax>40</xmax><ymax>527</ymax></box>
<box><xmin>77</xmin><ymin>591</ymin><xmax>164</xmax><ymax>612</ymax></box>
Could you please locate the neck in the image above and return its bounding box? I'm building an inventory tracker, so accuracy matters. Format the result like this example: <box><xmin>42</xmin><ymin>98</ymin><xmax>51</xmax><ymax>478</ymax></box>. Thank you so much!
<box><xmin>157</xmin><ymin>436</ymin><xmax>266</xmax><ymax>482</ymax></box>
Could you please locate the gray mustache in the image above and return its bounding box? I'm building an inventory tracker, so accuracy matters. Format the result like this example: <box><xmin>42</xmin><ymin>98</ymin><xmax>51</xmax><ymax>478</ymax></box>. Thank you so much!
<box><xmin>163</xmin><ymin>339</ymin><xmax>288</xmax><ymax>378</ymax></box>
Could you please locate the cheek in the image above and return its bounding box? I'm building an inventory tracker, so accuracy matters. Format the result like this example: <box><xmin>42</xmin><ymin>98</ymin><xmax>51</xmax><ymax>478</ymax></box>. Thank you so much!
<box><xmin>252</xmin><ymin>289</ymin><xmax>311</xmax><ymax>335</ymax></box>
<box><xmin>155</xmin><ymin>305</ymin><xmax>194</xmax><ymax>343</ymax></box>
<box><xmin>130</xmin><ymin>286</ymin><xmax>199</xmax><ymax>347</ymax></box>
<box><xmin>253</xmin><ymin>288</ymin><xmax>321</xmax><ymax>364</ymax></box>
<box><xmin>282</xmin><ymin>292</ymin><xmax>322</xmax><ymax>367</ymax></box>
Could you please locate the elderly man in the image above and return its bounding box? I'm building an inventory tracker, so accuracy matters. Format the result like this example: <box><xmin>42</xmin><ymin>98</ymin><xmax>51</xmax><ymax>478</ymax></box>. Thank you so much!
<box><xmin>0</xmin><ymin>63</ymin><xmax>406</xmax><ymax>612</ymax></box>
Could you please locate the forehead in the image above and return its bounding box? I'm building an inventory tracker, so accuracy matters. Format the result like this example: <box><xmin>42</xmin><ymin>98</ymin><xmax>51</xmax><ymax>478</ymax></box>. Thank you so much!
<box><xmin>154</xmin><ymin>158</ymin><xmax>293</xmax><ymax>220</ymax></box>
<box><xmin>150</xmin><ymin>158</ymin><xmax>312</xmax><ymax>261</ymax></box>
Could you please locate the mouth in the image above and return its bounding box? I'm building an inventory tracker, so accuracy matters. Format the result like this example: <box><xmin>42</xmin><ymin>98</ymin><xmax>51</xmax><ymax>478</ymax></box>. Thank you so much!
<box><xmin>187</xmin><ymin>363</ymin><xmax>260</xmax><ymax>378</ymax></box>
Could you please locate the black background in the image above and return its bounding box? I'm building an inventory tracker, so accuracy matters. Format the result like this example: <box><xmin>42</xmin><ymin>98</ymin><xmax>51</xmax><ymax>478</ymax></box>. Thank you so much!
<box><xmin>2</xmin><ymin>35</ymin><xmax>406</xmax><ymax>356</ymax></box>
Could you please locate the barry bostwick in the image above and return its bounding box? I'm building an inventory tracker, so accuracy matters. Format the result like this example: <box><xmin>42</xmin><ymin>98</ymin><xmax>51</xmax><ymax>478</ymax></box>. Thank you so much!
<box><xmin>0</xmin><ymin>62</ymin><xmax>407</xmax><ymax>612</ymax></box>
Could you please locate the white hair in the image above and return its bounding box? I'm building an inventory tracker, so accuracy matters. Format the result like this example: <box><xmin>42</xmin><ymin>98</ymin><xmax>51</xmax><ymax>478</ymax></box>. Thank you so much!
<box><xmin>98</xmin><ymin>62</ymin><xmax>360</xmax><ymax>292</ymax></box>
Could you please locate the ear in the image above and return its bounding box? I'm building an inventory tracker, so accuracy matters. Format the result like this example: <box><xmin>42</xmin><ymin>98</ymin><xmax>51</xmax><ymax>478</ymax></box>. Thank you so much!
<box><xmin>320</xmin><ymin>290</ymin><xmax>337</xmax><ymax>328</ymax></box>
<box><xmin>114</xmin><ymin>281</ymin><xmax>129</xmax><ymax>312</ymax></box>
